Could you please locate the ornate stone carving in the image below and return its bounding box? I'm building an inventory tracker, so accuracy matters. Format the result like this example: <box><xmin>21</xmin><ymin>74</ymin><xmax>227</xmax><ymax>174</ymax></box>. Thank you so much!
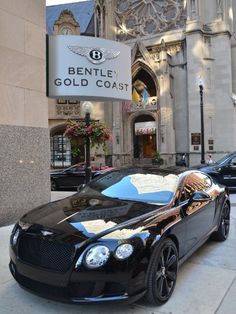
<box><xmin>216</xmin><ymin>0</ymin><xmax>223</xmax><ymax>20</ymax></box>
<box><xmin>54</xmin><ymin>10</ymin><xmax>79</xmax><ymax>27</ymax></box>
<box><xmin>123</xmin><ymin>97</ymin><xmax>159</xmax><ymax>112</ymax></box>
<box><xmin>115</xmin><ymin>0</ymin><xmax>187</xmax><ymax>40</ymax></box>
<box><xmin>56</xmin><ymin>104</ymin><xmax>81</xmax><ymax>116</ymax></box>
<box><xmin>151</xmin><ymin>42</ymin><xmax>182</xmax><ymax>57</ymax></box>
<box><xmin>53</xmin><ymin>10</ymin><xmax>80</xmax><ymax>35</ymax></box>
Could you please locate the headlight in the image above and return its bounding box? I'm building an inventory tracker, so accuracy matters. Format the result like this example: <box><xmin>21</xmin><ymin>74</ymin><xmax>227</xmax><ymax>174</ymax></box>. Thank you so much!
<box><xmin>114</xmin><ymin>243</ymin><xmax>134</xmax><ymax>260</ymax></box>
<box><xmin>12</xmin><ymin>228</ymin><xmax>20</xmax><ymax>246</ymax></box>
<box><xmin>85</xmin><ymin>245</ymin><xmax>110</xmax><ymax>269</ymax></box>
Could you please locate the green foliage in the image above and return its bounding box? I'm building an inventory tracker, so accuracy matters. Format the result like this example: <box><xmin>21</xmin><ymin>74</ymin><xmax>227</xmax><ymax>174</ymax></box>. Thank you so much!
<box><xmin>152</xmin><ymin>151</ymin><xmax>164</xmax><ymax>166</ymax></box>
<box><xmin>64</xmin><ymin>120</ymin><xmax>112</xmax><ymax>157</ymax></box>
<box><xmin>71</xmin><ymin>145</ymin><xmax>81</xmax><ymax>158</ymax></box>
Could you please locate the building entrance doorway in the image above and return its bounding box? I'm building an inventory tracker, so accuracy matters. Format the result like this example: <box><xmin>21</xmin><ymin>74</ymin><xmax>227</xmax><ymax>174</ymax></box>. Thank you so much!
<box><xmin>143</xmin><ymin>134</ymin><xmax>156</xmax><ymax>157</ymax></box>
<box><xmin>133</xmin><ymin>115</ymin><xmax>157</xmax><ymax>161</ymax></box>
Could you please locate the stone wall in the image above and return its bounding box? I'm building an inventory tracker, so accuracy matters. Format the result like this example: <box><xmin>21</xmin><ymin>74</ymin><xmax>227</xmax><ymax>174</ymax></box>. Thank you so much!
<box><xmin>0</xmin><ymin>0</ymin><xmax>50</xmax><ymax>226</ymax></box>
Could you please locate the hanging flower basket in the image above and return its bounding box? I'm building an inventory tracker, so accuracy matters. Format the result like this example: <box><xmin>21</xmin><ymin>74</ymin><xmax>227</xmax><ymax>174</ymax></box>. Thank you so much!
<box><xmin>64</xmin><ymin>120</ymin><xmax>113</xmax><ymax>156</ymax></box>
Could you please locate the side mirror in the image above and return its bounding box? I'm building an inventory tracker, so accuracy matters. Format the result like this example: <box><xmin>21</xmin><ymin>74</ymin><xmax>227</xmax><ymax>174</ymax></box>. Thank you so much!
<box><xmin>189</xmin><ymin>191</ymin><xmax>211</xmax><ymax>204</ymax></box>
<box><xmin>77</xmin><ymin>184</ymin><xmax>86</xmax><ymax>192</ymax></box>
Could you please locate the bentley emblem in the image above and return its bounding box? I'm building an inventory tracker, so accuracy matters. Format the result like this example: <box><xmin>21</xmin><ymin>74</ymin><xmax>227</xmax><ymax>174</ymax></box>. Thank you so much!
<box><xmin>67</xmin><ymin>46</ymin><xmax>120</xmax><ymax>64</ymax></box>
<box><xmin>41</xmin><ymin>230</ymin><xmax>53</xmax><ymax>237</ymax></box>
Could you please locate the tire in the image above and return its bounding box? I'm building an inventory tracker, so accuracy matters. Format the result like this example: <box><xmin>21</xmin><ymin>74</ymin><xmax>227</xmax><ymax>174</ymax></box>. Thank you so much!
<box><xmin>212</xmin><ymin>202</ymin><xmax>230</xmax><ymax>241</ymax></box>
<box><xmin>145</xmin><ymin>238</ymin><xmax>178</xmax><ymax>305</ymax></box>
<box><xmin>51</xmin><ymin>180</ymin><xmax>58</xmax><ymax>191</ymax></box>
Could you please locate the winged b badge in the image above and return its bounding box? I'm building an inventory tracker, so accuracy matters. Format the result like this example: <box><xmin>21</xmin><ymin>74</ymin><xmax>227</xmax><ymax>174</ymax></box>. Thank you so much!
<box><xmin>41</xmin><ymin>230</ymin><xmax>53</xmax><ymax>237</ymax></box>
<box><xmin>67</xmin><ymin>46</ymin><xmax>120</xmax><ymax>64</ymax></box>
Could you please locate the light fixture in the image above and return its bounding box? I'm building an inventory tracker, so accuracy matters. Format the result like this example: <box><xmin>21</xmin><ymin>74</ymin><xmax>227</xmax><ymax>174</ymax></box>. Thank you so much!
<box><xmin>114</xmin><ymin>243</ymin><xmax>134</xmax><ymax>260</ymax></box>
<box><xmin>197</xmin><ymin>76</ymin><xmax>205</xmax><ymax>164</ymax></box>
<box><xmin>81</xmin><ymin>101</ymin><xmax>94</xmax><ymax>184</ymax></box>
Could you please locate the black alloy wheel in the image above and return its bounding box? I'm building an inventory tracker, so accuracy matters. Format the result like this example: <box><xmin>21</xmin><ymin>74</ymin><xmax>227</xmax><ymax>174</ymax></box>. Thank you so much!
<box><xmin>146</xmin><ymin>238</ymin><xmax>178</xmax><ymax>305</ymax></box>
<box><xmin>212</xmin><ymin>202</ymin><xmax>230</xmax><ymax>241</ymax></box>
<box><xmin>51</xmin><ymin>179</ymin><xmax>58</xmax><ymax>191</ymax></box>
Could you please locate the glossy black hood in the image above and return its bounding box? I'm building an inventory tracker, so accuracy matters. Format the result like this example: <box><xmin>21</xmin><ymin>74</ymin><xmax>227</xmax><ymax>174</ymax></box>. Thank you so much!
<box><xmin>20</xmin><ymin>191</ymin><xmax>164</xmax><ymax>243</ymax></box>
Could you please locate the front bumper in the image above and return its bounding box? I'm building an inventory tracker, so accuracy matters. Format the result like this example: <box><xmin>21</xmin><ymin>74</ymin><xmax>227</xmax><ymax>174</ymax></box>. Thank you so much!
<box><xmin>9</xmin><ymin>246</ymin><xmax>147</xmax><ymax>304</ymax></box>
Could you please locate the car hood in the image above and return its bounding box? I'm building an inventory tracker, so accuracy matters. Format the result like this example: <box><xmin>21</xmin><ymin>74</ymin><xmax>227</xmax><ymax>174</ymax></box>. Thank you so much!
<box><xmin>20</xmin><ymin>191</ymin><xmax>165</xmax><ymax>245</ymax></box>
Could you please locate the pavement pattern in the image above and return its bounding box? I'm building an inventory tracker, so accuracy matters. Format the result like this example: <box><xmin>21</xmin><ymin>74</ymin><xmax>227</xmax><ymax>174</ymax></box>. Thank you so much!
<box><xmin>0</xmin><ymin>192</ymin><xmax>236</xmax><ymax>314</ymax></box>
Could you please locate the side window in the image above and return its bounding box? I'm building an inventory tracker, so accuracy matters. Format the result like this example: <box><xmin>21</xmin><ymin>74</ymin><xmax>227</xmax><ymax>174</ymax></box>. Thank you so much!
<box><xmin>180</xmin><ymin>172</ymin><xmax>212</xmax><ymax>201</ymax></box>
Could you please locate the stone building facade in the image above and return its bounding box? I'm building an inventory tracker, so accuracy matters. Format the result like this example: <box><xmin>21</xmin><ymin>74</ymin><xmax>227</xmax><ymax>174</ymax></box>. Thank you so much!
<box><xmin>0</xmin><ymin>0</ymin><xmax>50</xmax><ymax>225</ymax></box>
<box><xmin>47</xmin><ymin>0</ymin><xmax>236</xmax><ymax>168</ymax></box>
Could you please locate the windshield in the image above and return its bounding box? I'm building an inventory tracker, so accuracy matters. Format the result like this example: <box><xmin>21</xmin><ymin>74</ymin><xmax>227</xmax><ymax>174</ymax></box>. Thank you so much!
<box><xmin>215</xmin><ymin>153</ymin><xmax>234</xmax><ymax>165</ymax></box>
<box><xmin>88</xmin><ymin>170</ymin><xmax>179</xmax><ymax>204</ymax></box>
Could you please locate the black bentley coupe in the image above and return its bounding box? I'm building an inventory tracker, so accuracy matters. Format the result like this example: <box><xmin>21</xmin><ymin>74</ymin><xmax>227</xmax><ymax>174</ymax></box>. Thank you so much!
<box><xmin>9</xmin><ymin>167</ymin><xmax>230</xmax><ymax>305</ymax></box>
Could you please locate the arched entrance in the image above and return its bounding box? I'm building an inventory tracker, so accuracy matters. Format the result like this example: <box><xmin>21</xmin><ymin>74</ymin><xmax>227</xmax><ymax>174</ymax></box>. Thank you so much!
<box><xmin>133</xmin><ymin>115</ymin><xmax>157</xmax><ymax>160</ymax></box>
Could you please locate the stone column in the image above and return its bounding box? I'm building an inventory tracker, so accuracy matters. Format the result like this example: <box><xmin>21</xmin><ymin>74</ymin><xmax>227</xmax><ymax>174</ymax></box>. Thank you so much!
<box><xmin>104</xmin><ymin>0</ymin><xmax>116</xmax><ymax>40</ymax></box>
<box><xmin>159</xmin><ymin>42</ymin><xmax>175</xmax><ymax>165</ymax></box>
<box><xmin>112</xmin><ymin>102</ymin><xmax>123</xmax><ymax>166</ymax></box>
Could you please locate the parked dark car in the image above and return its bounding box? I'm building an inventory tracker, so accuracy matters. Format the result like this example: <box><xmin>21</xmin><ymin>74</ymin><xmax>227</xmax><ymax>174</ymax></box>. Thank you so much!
<box><xmin>194</xmin><ymin>152</ymin><xmax>236</xmax><ymax>190</ymax></box>
<box><xmin>9</xmin><ymin>167</ymin><xmax>230</xmax><ymax>305</ymax></box>
<box><xmin>51</xmin><ymin>163</ymin><xmax>113</xmax><ymax>191</ymax></box>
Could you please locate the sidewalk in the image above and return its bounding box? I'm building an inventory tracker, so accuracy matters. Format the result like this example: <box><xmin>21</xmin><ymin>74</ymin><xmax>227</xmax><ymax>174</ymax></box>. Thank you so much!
<box><xmin>0</xmin><ymin>192</ymin><xmax>236</xmax><ymax>314</ymax></box>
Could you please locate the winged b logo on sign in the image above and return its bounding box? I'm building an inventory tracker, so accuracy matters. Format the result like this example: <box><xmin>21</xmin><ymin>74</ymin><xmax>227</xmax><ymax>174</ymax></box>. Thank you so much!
<box><xmin>67</xmin><ymin>46</ymin><xmax>120</xmax><ymax>64</ymax></box>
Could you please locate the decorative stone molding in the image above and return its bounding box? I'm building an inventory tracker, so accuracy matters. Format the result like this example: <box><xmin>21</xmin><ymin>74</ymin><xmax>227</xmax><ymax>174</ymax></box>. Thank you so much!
<box><xmin>166</xmin><ymin>43</ymin><xmax>183</xmax><ymax>55</ymax></box>
<box><xmin>151</xmin><ymin>42</ymin><xmax>183</xmax><ymax>57</ymax></box>
<box><xmin>115</xmin><ymin>0</ymin><xmax>187</xmax><ymax>40</ymax></box>
<box><xmin>95</xmin><ymin>0</ymin><xmax>106</xmax><ymax>8</ymax></box>
<box><xmin>56</xmin><ymin>104</ymin><xmax>81</xmax><ymax>116</ymax></box>
<box><xmin>216</xmin><ymin>0</ymin><xmax>224</xmax><ymax>20</ymax></box>
<box><xmin>123</xmin><ymin>97</ymin><xmax>159</xmax><ymax>113</ymax></box>
<box><xmin>53</xmin><ymin>10</ymin><xmax>80</xmax><ymax>34</ymax></box>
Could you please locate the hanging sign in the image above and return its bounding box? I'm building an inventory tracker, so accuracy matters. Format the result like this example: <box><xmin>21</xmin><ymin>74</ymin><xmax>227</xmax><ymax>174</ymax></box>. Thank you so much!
<box><xmin>46</xmin><ymin>35</ymin><xmax>132</xmax><ymax>101</ymax></box>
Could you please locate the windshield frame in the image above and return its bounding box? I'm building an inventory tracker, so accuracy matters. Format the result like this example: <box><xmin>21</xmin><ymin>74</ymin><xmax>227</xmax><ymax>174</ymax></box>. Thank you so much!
<box><xmin>215</xmin><ymin>153</ymin><xmax>235</xmax><ymax>166</ymax></box>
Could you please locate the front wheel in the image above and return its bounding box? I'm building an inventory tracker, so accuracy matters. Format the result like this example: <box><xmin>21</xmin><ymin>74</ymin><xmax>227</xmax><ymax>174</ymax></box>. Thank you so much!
<box><xmin>145</xmin><ymin>238</ymin><xmax>178</xmax><ymax>305</ymax></box>
<box><xmin>212</xmin><ymin>202</ymin><xmax>230</xmax><ymax>241</ymax></box>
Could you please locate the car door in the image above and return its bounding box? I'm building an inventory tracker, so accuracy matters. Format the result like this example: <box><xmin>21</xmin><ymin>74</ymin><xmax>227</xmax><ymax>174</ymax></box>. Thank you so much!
<box><xmin>64</xmin><ymin>167</ymin><xmax>86</xmax><ymax>188</ymax></box>
<box><xmin>57</xmin><ymin>166</ymin><xmax>85</xmax><ymax>189</ymax></box>
<box><xmin>180</xmin><ymin>172</ymin><xmax>215</xmax><ymax>252</ymax></box>
<box><xmin>220</xmin><ymin>156</ymin><xmax>236</xmax><ymax>188</ymax></box>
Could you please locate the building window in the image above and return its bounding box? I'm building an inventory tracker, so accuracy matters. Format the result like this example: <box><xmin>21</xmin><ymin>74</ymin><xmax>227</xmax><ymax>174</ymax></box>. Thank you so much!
<box><xmin>50</xmin><ymin>135</ymin><xmax>71</xmax><ymax>168</ymax></box>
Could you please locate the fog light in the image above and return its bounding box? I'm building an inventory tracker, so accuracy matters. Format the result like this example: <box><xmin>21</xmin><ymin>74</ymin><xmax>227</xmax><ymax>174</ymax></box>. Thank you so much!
<box><xmin>114</xmin><ymin>243</ymin><xmax>134</xmax><ymax>260</ymax></box>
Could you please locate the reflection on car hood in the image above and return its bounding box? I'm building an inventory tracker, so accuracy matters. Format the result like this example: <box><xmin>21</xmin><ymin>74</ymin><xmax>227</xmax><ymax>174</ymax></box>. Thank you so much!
<box><xmin>21</xmin><ymin>193</ymin><xmax>165</xmax><ymax>243</ymax></box>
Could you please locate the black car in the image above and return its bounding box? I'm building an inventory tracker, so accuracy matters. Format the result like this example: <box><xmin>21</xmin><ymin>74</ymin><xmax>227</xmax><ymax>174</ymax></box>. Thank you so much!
<box><xmin>195</xmin><ymin>152</ymin><xmax>236</xmax><ymax>190</ymax></box>
<box><xmin>51</xmin><ymin>163</ymin><xmax>114</xmax><ymax>191</ymax></box>
<box><xmin>9</xmin><ymin>167</ymin><xmax>230</xmax><ymax>305</ymax></box>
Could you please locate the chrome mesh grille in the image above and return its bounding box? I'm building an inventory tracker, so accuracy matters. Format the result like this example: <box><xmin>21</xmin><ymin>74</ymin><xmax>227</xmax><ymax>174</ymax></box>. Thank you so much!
<box><xmin>18</xmin><ymin>235</ymin><xmax>75</xmax><ymax>272</ymax></box>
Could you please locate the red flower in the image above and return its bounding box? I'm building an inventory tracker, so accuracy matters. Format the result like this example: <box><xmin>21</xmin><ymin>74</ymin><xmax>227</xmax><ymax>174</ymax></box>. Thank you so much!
<box><xmin>64</xmin><ymin>120</ymin><xmax>112</xmax><ymax>155</ymax></box>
